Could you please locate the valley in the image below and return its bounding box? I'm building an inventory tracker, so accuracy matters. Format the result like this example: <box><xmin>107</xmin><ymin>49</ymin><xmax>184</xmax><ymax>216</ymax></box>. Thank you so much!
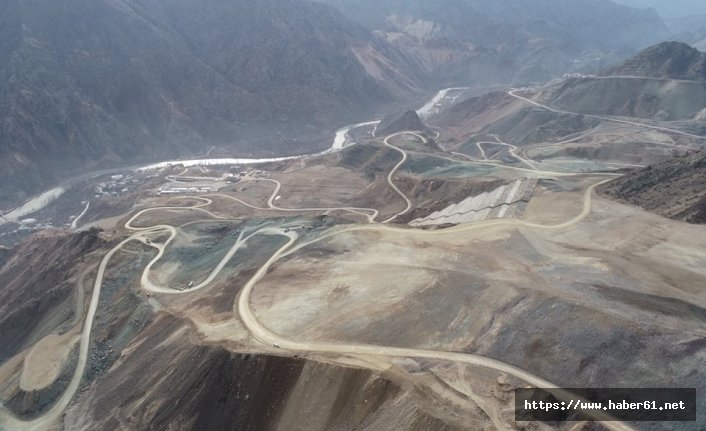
<box><xmin>1</xmin><ymin>49</ymin><xmax>705</xmax><ymax>429</ymax></box>
<box><xmin>0</xmin><ymin>0</ymin><xmax>682</xmax><ymax>208</ymax></box>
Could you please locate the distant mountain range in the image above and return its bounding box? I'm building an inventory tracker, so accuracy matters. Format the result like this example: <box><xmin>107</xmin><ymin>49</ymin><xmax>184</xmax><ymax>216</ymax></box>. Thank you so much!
<box><xmin>666</xmin><ymin>14</ymin><xmax>706</xmax><ymax>51</ymax></box>
<box><xmin>0</xmin><ymin>0</ymin><xmax>678</xmax><ymax>206</ymax></box>
<box><xmin>315</xmin><ymin>0</ymin><xmax>671</xmax><ymax>84</ymax></box>
<box><xmin>0</xmin><ymin>0</ymin><xmax>423</xmax><ymax>205</ymax></box>
<box><xmin>612</xmin><ymin>0</ymin><xmax>706</xmax><ymax>19</ymax></box>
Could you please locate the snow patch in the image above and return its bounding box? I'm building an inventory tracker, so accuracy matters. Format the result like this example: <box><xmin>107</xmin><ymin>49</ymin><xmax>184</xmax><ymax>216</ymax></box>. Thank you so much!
<box><xmin>417</xmin><ymin>87</ymin><xmax>469</xmax><ymax>118</ymax></box>
<box><xmin>1</xmin><ymin>187</ymin><xmax>66</xmax><ymax>224</ymax></box>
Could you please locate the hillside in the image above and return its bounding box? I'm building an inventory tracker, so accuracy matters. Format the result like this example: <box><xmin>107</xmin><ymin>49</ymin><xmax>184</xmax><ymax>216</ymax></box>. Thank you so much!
<box><xmin>600</xmin><ymin>151</ymin><xmax>706</xmax><ymax>224</ymax></box>
<box><xmin>376</xmin><ymin>110</ymin><xmax>427</xmax><ymax>135</ymax></box>
<box><xmin>536</xmin><ymin>76</ymin><xmax>706</xmax><ymax>120</ymax></box>
<box><xmin>604</xmin><ymin>41</ymin><xmax>706</xmax><ymax>80</ymax></box>
<box><xmin>667</xmin><ymin>14</ymin><xmax>706</xmax><ymax>50</ymax></box>
<box><xmin>612</xmin><ymin>0</ymin><xmax>706</xmax><ymax>19</ymax></box>
<box><xmin>316</xmin><ymin>0</ymin><xmax>671</xmax><ymax>85</ymax></box>
<box><xmin>0</xmin><ymin>0</ymin><xmax>423</xmax><ymax>206</ymax></box>
<box><xmin>530</xmin><ymin>42</ymin><xmax>706</xmax><ymax>121</ymax></box>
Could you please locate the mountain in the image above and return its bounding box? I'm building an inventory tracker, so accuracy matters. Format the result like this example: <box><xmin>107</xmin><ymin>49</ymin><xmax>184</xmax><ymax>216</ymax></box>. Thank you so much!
<box><xmin>668</xmin><ymin>14</ymin><xmax>706</xmax><ymax>41</ymax></box>
<box><xmin>315</xmin><ymin>0</ymin><xmax>671</xmax><ymax>85</ymax></box>
<box><xmin>603</xmin><ymin>41</ymin><xmax>706</xmax><ymax>80</ymax></box>
<box><xmin>376</xmin><ymin>110</ymin><xmax>426</xmax><ymax>135</ymax></box>
<box><xmin>611</xmin><ymin>0</ymin><xmax>706</xmax><ymax>19</ymax></box>
<box><xmin>662</xmin><ymin>13</ymin><xmax>706</xmax><ymax>51</ymax></box>
<box><xmin>427</xmin><ymin>41</ymin><xmax>706</xmax><ymax>171</ymax></box>
<box><xmin>533</xmin><ymin>76</ymin><xmax>706</xmax><ymax>121</ymax></box>
<box><xmin>600</xmin><ymin>151</ymin><xmax>706</xmax><ymax>223</ymax></box>
<box><xmin>0</xmin><ymin>0</ymin><xmax>423</xmax><ymax>206</ymax></box>
<box><xmin>528</xmin><ymin>42</ymin><xmax>706</xmax><ymax>121</ymax></box>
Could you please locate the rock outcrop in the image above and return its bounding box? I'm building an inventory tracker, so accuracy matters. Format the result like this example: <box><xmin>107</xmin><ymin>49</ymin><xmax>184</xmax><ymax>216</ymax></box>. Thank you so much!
<box><xmin>600</xmin><ymin>151</ymin><xmax>706</xmax><ymax>224</ymax></box>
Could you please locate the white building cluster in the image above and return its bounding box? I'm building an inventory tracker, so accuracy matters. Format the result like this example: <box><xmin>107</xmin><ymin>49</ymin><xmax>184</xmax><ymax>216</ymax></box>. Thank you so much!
<box><xmin>563</xmin><ymin>73</ymin><xmax>597</xmax><ymax>79</ymax></box>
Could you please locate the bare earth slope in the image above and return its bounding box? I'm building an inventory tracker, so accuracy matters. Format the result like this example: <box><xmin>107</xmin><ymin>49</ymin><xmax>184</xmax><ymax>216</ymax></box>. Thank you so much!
<box><xmin>604</xmin><ymin>41</ymin><xmax>706</xmax><ymax>81</ymax></box>
<box><xmin>65</xmin><ymin>315</ymin><xmax>462</xmax><ymax>431</ymax></box>
<box><xmin>600</xmin><ymin>151</ymin><xmax>706</xmax><ymax>223</ymax></box>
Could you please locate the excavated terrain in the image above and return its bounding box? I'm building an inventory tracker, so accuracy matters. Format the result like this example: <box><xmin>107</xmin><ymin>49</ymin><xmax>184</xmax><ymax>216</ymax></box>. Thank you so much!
<box><xmin>2</xmin><ymin>48</ymin><xmax>706</xmax><ymax>430</ymax></box>
<box><xmin>0</xmin><ymin>137</ymin><xmax>704</xmax><ymax>431</ymax></box>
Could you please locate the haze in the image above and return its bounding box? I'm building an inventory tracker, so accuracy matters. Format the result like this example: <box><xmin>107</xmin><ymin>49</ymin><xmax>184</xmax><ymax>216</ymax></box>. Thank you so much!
<box><xmin>613</xmin><ymin>0</ymin><xmax>706</xmax><ymax>18</ymax></box>
<box><xmin>0</xmin><ymin>1</ymin><xmax>704</xmax><ymax>430</ymax></box>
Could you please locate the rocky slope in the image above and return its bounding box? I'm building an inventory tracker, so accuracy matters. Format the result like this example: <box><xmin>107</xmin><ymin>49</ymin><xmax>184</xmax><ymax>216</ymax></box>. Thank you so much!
<box><xmin>537</xmin><ymin>75</ymin><xmax>706</xmax><ymax>120</ymax></box>
<box><xmin>600</xmin><ymin>151</ymin><xmax>706</xmax><ymax>223</ymax></box>
<box><xmin>0</xmin><ymin>229</ymin><xmax>103</xmax><ymax>362</ymax></box>
<box><xmin>531</xmin><ymin>42</ymin><xmax>706</xmax><ymax>121</ymax></box>
<box><xmin>0</xmin><ymin>0</ymin><xmax>423</xmax><ymax>207</ymax></box>
<box><xmin>64</xmin><ymin>314</ymin><xmax>466</xmax><ymax>431</ymax></box>
<box><xmin>317</xmin><ymin>0</ymin><xmax>670</xmax><ymax>85</ymax></box>
<box><xmin>376</xmin><ymin>110</ymin><xmax>427</xmax><ymax>135</ymax></box>
<box><xmin>604</xmin><ymin>41</ymin><xmax>706</xmax><ymax>80</ymax></box>
<box><xmin>0</xmin><ymin>226</ymin><xmax>476</xmax><ymax>430</ymax></box>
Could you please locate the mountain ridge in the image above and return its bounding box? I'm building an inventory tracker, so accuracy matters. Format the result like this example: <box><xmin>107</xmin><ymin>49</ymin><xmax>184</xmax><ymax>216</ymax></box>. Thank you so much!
<box><xmin>0</xmin><ymin>0</ymin><xmax>424</xmax><ymax>206</ymax></box>
<box><xmin>316</xmin><ymin>0</ymin><xmax>671</xmax><ymax>85</ymax></box>
<box><xmin>529</xmin><ymin>41</ymin><xmax>706</xmax><ymax>121</ymax></box>
<box><xmin>603</xmin><ymin>41</ymin><xmax>706</xmax><ymax>80</ymax></box>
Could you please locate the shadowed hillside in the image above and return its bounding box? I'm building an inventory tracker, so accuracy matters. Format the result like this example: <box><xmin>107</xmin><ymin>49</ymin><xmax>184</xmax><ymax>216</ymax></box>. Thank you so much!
<box><xmin>0</xmin><ymin>0</ymin><xmax>423</xmax><ymax>206</ymax></box>
<box><xmin>600</xmin><ymin>151</ymin><xmax>706</xmax><ymax>223</ymax></box>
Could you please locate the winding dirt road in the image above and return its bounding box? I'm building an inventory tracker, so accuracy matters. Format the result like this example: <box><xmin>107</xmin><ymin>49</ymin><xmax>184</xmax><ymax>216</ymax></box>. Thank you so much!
<box><xmin>0</xmin><ymin>93</ymin><xmax>643</xmax><ymax>430</ymax></box>
<box><xmin>70</xmin><ymin>201</ymin><xmax>90</xmax><ymax>230</ymax></box>
<box><xmin>232</xmin><ymin>177</ymin><xmax>631</xmax><ymax>431</ymax></box>
<box><xmin>508</xmin><ymin>89</ymin><xmax>706</xmax><ymax>141</ymax></box>
<box><xmin>0</xmin><ymin>169</ymin><xmax>620</xmax><ymax>431</ymax></box>
<box><xmin>381</xmin><ymin>132</ymin><xmax>422</xmax><ymax>223</ymax></box>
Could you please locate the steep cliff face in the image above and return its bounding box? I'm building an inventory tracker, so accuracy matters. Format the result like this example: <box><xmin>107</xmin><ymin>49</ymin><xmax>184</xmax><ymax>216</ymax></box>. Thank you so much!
<box><xmin>0</xmin><ymin>0</ymin><xmax>423</xmax><ymax>206</ymax></box>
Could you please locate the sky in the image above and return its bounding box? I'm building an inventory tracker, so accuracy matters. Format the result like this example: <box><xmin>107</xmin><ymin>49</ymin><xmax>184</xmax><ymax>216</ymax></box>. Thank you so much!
<box><xmin>612</xmin><ymin>0</ymin><xmax>706</xmax><ymax>19</ymax></box>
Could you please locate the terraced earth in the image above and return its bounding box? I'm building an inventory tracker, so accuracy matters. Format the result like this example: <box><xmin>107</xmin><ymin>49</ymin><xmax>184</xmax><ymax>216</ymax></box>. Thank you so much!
<box><xmin>0</xmin><ymin>74</ymin><xmax>705</xmax><ymax>431</ymax></box>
